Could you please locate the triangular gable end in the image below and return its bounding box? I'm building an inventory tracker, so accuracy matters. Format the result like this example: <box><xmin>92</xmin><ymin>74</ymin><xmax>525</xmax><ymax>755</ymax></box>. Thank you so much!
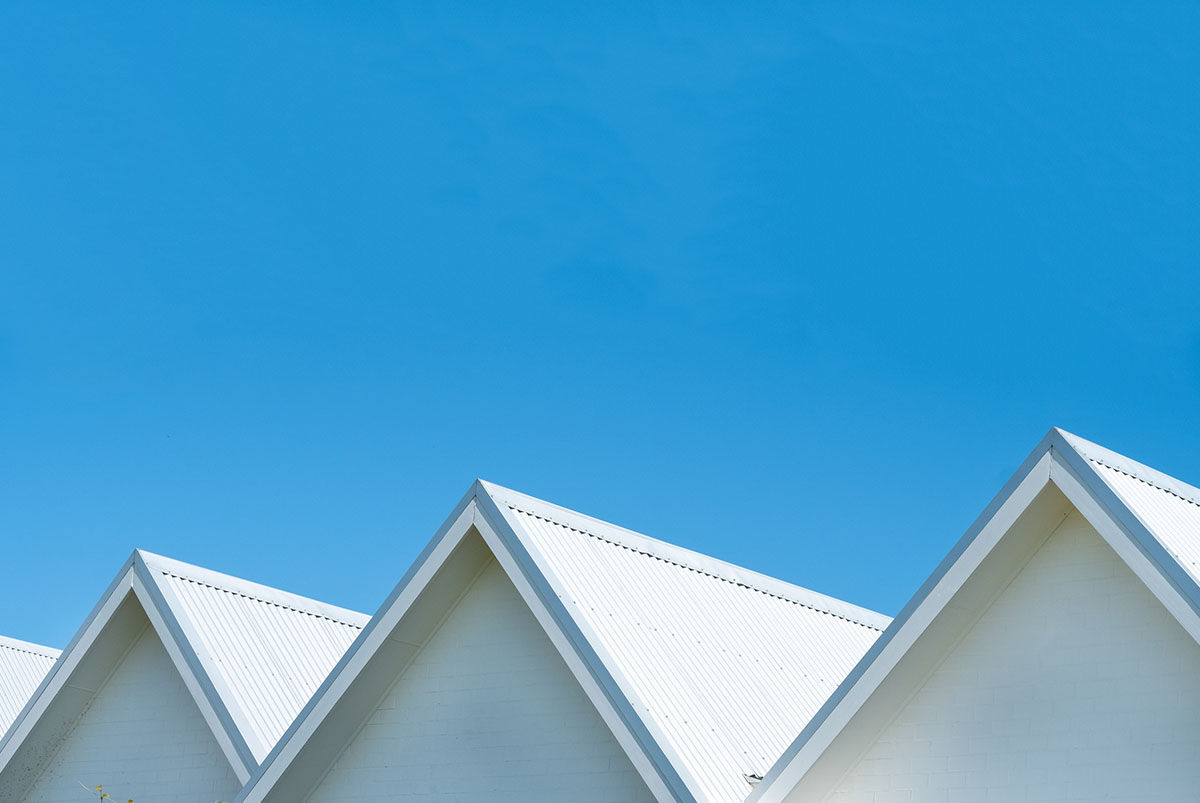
<box><xmin>750</xmin><ymin>428</ymin><xmax>1200</xmax><ymax>803</ymax></box>
<box><xmin>0</xmin><ymin>553</ymin><xmax>258</xmax><ymax>800</ymax></box>
<box><xmin>236</xmin><ymin>481</ymin><xmax>696</xmax><ymax>803</ymax></box>
<box><xmin>238</xmin><ymin>480</ymin><xmax>890</xmax><ymax>803</ymax></box>
<box><xmin>0</xmin><ymin>551</ymin><xmax>369</xmax><ymax>802</ymax></box>
<box><xmin>135</xmin><ymin>551</ymin><xmax>369</xmax><ymax>764</ymax></box>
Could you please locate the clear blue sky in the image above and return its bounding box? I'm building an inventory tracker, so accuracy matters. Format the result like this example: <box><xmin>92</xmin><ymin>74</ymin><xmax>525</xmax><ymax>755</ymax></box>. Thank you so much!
<box><xmin>2</xmin><ymin>3</ymin><xmax>1197</xmax><ymax>648</ymax></box>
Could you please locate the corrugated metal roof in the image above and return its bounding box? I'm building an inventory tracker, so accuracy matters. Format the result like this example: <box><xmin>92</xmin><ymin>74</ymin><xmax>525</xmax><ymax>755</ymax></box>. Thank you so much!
<box><xmin>1077</xmin><ymin>451</ymin><xmax>1200</xmax><ymax>588</ymax></box>
<box><xmin>0</xmin><ymin>636</ymin><xmax>58</xmax><ymax>737</ymax></box>
<box><xmin>141</xmin><ymin>554</ymin><xmax>370</xmax><ymax>760</ymax></box>
<box><xmin>490</xmin><ymin>485</ymin><xmax>890</xmax><ymax>803</ymax></box>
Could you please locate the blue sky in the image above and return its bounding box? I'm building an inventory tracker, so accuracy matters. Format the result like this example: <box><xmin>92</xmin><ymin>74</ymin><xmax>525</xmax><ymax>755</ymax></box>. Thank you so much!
<box><xmin>2</xmin><ymin>3</ymin><xmax>1197</xmax><ymax>647</ymax></box>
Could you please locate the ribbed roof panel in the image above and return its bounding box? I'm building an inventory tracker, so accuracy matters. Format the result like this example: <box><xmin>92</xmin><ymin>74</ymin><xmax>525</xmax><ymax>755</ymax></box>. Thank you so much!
<box><xmin>154</xmin><ymin>566</ymin><xmax>368</xmax><ymax>759</ymax></box>
<box><xmin>1086</xmin><ymin>459</ymin><xmax>1200</xmax><ymax>587</ymax></box>
<box><xmin>505</xmin><ymin>502</ymin><xmax>888</xmax><ymax>803</ymax></box>
<box><xmin>0</xmin><ymin>637</ymin><xmax>58</xmax><ymax>737</ymax></box>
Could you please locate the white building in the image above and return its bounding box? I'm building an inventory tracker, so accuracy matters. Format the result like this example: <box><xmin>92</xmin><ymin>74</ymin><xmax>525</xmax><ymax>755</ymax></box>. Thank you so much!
<box><xmin>4</xmin><ymin>427</ymin><xmax>1198</xmax><ymax>803</ymax></box>
<box><xmin>751</xmin><ymin>429</ymin><xmax>1200</xmax><ymax>803</ymax></box>
<box><xmin>0</xmin><ymin>551</ymin><xmax>368</xmax><ymax>803</ymax></box>
<box><xmin>234</xmin><ymin>481</ymin><xmax>890</xmax><ymax>803</ymax></box>
<box><xmin>0</xmin><ymin>636</ymin><xmax>59</xmax><ymax>737</ymax></box>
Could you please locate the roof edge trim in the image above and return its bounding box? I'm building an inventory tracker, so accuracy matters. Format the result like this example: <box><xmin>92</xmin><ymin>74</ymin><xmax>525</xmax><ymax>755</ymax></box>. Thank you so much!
<box><xmin>0</xmin><ymin>554</ymin><xmax>139</xmax><ymax>769</ymax></box>
<box><xmin>131</xmin><ymin>554</ymin><xmax>262</xmax><ymax>777</ymax></box>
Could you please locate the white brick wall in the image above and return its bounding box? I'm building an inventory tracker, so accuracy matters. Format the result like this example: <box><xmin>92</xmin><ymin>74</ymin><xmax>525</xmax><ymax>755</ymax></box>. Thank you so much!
<box><xmin>826</xmin><ymin>510</ymin><xmax>1200</xmax><ymax>803</ymax></box>
<box><xmin>308</xmin><ymin>560</ymin><xmax>656</xmax><ymax>803</ymax></box>
<box><xmin>21</xmin><ymin>625</ymin><xmax>241</xmax><ymax>803</ymax></box>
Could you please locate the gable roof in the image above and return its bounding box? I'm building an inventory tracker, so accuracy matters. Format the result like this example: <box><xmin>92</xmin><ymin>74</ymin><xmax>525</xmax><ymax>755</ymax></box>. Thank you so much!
<box><xmin>0</xmin><ymin>637</ymin><xmax>59</xmax><ymax>737</ymax></box>
<box><xmin>0</xmin><ymin>550</ymin><xmax>367</xmax><ymax>795</ymax></box>
<box><xmin>139</xmin><ymin>551</ymin><xmax>370</xmax><ymax>759</ymax></box>
<box><xmin>749</xmin><ymin>428</ymin><xmax>1200</xmax><ymax>803</ymax></box>
<box><xmin>496</xmin><ymin>484</ymin><xmax>890</xmax><ymax>801</ymax></box>
<box><xmin>237</xmin><ymin>481</ymin><xmax>890</xmax><ymax>803</ymax></box>
<box><xmin>1059</xmin><ymin>431</ymin><xmax>1200</xmax><ymax>588</ymax></box>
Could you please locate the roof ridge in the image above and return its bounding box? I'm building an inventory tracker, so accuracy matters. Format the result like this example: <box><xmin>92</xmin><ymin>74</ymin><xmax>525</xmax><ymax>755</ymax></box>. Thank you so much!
<box><xmin>509</xmin><ymin>504</ymin><xmax>886</xmax><ymax>631</ymax></box>
<box><xmin>161</xmin><ymin>570</ymin><xmax>367</xmax><ymax>629</ymax></box>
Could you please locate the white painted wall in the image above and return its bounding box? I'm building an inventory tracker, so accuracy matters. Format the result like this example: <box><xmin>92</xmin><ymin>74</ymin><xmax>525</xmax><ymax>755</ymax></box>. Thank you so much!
<box><xmin>309</xmin><ymin>559</ymin><xmax>656</xmax><ymax>803</ymax></box>
<box><xmin>21</xmin><ymin>626</ymin><xmax>241</xmax><ymax>803</ymax></box>
<box><xmin>824</xmin><ymin>510</ymin><xmax>1200</xmax><ymax>803</ymax></box>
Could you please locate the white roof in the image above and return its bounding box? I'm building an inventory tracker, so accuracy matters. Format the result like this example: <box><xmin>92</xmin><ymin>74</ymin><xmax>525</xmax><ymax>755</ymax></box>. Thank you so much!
<box><xmin>0</xmin><ymin>637</ymin><xmax>58</xmax><ymax>737</ymax></box>
<box><xmin>495</xmin><ymin>484</ymin><xmax>890</xmax><ymax>802</ymax></box>
<box><xmin>749</xmin><ymin>428</ymin><xmax>1200</xmax><ymax>803</ymax></box>
<box><xmin>1059</xmin><ymin>431</ymin><xmax>1200</xmax><ymax>588</ymax></box>
<box><xmin>0</xmin><ymin>551</ymin><xmax>368</xmax><ymax>793</ymax></box>
<box><xmin>237</xmin><ymin>480</ymin><xmax>889</xmax><ymax>803</ymax></box>
<box><xmin>140</xmin><ymin>552</ymin><xmax>370</xmax><ymax>759</ymax></box>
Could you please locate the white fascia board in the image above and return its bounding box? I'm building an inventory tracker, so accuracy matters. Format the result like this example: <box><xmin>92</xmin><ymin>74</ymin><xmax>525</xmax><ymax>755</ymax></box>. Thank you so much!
<box><xmin>235</xmin><ymin>485</ymin><xmax>482</xmax><ymax>803</ymax></box>
<box><xmin>0</xmin><ymin>579</ymin><xmax>129</xmax><ymax>765</ymax></box>
<box><xmin>473</xmin><ymin>486</ymin><xmax>701</xmax><ymax>803</ymax></box>
<box><xmin>0</xmin><ymin>558</ymin><xmax>137</xmax><ymax>772</ymax></box>
<box><xmin>748</xmin><ymin>437</ymin><xmax>1059</xmax><ymax>803</ymax></box>
<box><xmin>1048</xmin><ymin>442</ymin><xmax>1200</xmax><ymax>643</ymax></box>
<box><xmin>483</xmin><ymin>482</ymin><xmax>891</xmax><ymax>631</ymax></box>
<box><xmin>131</xmin><ymin>556</ymin><xmax>259</xmax><ymax>781</ymax></box>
